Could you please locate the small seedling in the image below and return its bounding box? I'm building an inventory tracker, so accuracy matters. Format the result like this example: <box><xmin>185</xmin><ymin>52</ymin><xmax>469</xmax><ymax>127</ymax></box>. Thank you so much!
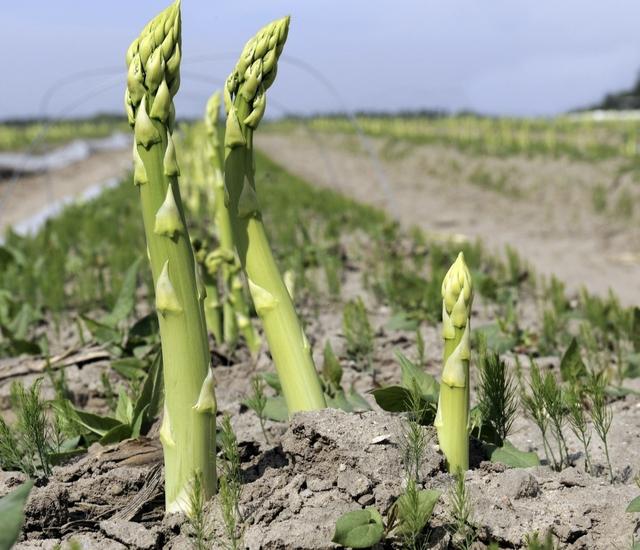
<box><xmin>448</xmin><ymin>469</ymin><xmax>476</xmax><ymax>550</ymax></box>
<box><xmin>588</xmin><ymin>372</ymin><xmax>614</xmax><ymax>482</ymax></box>
<box><xmin>477</xmin><ymin>346</ymin><xmax>518</xmax><ymax>446</ymax></box>
<box><xmin>218</xmin><ymin>414</ymin><xmax>243</xmax><ymax>550</ymax></box>
<box><xmin>566</xmin><ymin>386</ymin><xmax>592</xmax><ymax>474</ymax></box>
<box><xmin>342</xmin><ymin>297</ymin><xmax>374</xmax><ymax>369</ymax></box>
<box><xmin>245</xmin><ymin>377</ymin><xmax>269</xmax><ymax>443</ymax></box>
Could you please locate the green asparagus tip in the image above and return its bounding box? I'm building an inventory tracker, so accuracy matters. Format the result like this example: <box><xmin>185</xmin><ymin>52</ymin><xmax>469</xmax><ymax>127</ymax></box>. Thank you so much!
<box><xmin>442</xmin><ymin>251</ymin><xmax>473</xmax><ymax>328</ymax></box>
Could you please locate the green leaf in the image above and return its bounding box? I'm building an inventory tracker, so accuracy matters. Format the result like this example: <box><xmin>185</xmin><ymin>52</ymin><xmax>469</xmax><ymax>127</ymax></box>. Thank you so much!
<box><xmin>397</xmin><ymin>351</ymin><xmax>438</xmax><ymax>397</ymax></box>
<box><xmin>327</xmin><ymin>390</ymin><xmax>353</xmax><ymax>412</ymax></box>
<box><xmin>626</xmin><ymin>495</ymin><xmax>640</xmax><ymax>513</ymax></box>
<box><xmin>130</xmin><ymin>404</ymin><xmax>149</xmax><ymax>439</ymax></box>
<box><xmin>81</xmin><ymin>315</ymin><xmax>121</xmax><ymax>346</ymax></box>
<box><xmin>261</xmin><ymin>372</ymin><xmax>282</xmax><ymax>393</ymax></box>
<box><xmin>632</xmin><ymin>307</ymin><xmax>640</xmax><ymax>352</ymax></box>
<box><xmin>322</xmin><ymin>341</ymin><xmax>343</xmax><ymax>388</ymax></box>
<box><xmin>99</xmin><ymin>423</ymin><xmax>132</xmax><ymax>445</ymax></box>
<box><xmin>386</xmin><ymin>312</ymin><xmax>419</xmax><ymax>331</ymax></box>
<box><xmin>263</xmin><ymin>395</ymin><xmax>288</xmax><ymax>422</ymax></box>
<box><xmin>132</xmin><ymin>353</ymin><xmax>163</xmax><ymax>431</ymax></box>
<box><xmin>347</xmin><ymin>386</ymin><xmax>371</xmax><ymax>412</ymax></box>
<box><xmin>102</xmin><ymin>257</ymin><xmax>143</xmax><ymax>327</ymax></box>
<box><xmin>487</xmin><ymin>440</ymin><xmax>540</xmax><ymax>468</ymax></box>
<box><xmin>370</xmin><ymin>386</ymin><xmax>436</xmax><ymax>425</ymax></box>
<box><xmin>128</xmin><ymin>314</ymin><xmax>159</xmax><ymax>342</ymax></box>
<box><xmin>0</xmin><ymin>479</ymin><xmax>34</xmax><ymax>550</ymax></box>
<box><xmin>70</xmin><ymin>408</ymin><xmax>122</xmax><ymax>436</ymax></box>
<box><xmin>393</xmin><ymin>489</ymin><xmax>440</xmax><ymax>536</ymax></box>
<box><xmin>332</xmin><ymin>508</ymin><xmax>384</xmax><ymax>549</ymax></box>
<box><xmin>111</xmin><ymin>357</ymin><xmax>147</xmax><ymax>380</ymax></box>
<box><xmin>115</xmin><ymin>390</ymin><xmax>134</xmax><ymax>425</ymax></box>
<box><xmin>559</xmin><ymin>338</ymin><xmax>587</xmax><ymax>382</ymax></box>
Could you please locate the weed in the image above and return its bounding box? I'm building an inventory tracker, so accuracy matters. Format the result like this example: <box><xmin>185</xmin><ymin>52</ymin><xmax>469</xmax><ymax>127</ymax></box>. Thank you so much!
<box><xmin>477</xmin><ymin>347</ymin><xmax>518</xmax><ymax>446</ymax></box>
<box><xmin>217</xmin><ymin>414</ymin><xmax>243</xmax><ymax>550</ymax></box>
<box><xmin>566</xmin><ymin>386</ymin><xmax>593</xmax><ymax>473</ymax></box>
<box><xmin>588</xmin><ymin>372</ymin><xmax>614</xmax><ymax>482</ymax></box>
<box><xmin>245</xmin><ymin>377</ymin><xmax>269</xmax><ymax>443</ymax></box>
<box><xmin>448</xmin><ymin>469</ymin><xmax>476</xmax><ymax>550</ymax></box>
<box><xmin>342</xmin><ymin>298</ymin><xmax>374</xmax><ymax>368</ymax></box>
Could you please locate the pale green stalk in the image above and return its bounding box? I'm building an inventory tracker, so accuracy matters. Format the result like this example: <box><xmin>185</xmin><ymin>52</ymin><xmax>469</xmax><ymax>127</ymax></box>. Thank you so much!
<box><xmin>223</xmin><ymin>17</ymin><xmax>326</xmax><ymax>413</ymax></box>
<box><xmin>435</xmin><ymin>252</ymin><xmax>473</xmax><ymax>472</ymax></box>
<box><xmin>125</xmin><ymin>0</ymin><xmax>216</xmax><ymax>514</ymax></box>
<box><xmin>205</xmin><ymin>93</ymin><xmax>260</xmax><ymax>353</ymax></box>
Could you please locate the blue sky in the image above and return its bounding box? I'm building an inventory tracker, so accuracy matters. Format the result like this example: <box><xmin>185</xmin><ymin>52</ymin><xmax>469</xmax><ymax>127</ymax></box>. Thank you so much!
<box><xmin>2</xmin><ymin>1</ymin><xmax>640</xmax><ymax>120</ymax></box>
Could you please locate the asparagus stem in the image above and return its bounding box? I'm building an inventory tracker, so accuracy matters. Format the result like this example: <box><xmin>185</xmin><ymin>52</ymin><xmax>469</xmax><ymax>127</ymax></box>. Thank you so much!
<box><xmin>205</xmin><ymin>93</ymin><xmax>260</xmax><ymax>353</ymax></box>
<box><xmin>223</xmin><ymin>17</ymin><xmax>326</xmax><ymax>413</ymax></box>
<box><xmin>125</xmin><ymin>0</ymin><xmax>216</xmax><ymax>515</ymax></box>
<box><xmin>435</xmin><ymin>252</ymin><xmax>473</xmax><ymax>472</ymax></box>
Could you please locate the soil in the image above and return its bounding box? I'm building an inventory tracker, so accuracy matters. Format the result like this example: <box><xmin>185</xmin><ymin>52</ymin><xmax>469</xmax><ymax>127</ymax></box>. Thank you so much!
<box><xmin>257</xmin><ymin>130</ymin><xmax>640</xmax><ymax>307</ymax></box>
<box><xmin>2</xmin><ymin>274</ymin><xmax>639</xmax><ymax>548</ymax></box>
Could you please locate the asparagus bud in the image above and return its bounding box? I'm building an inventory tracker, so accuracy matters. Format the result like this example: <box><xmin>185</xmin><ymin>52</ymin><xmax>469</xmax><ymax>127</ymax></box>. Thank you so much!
<box><xmin>224</xmin><ymin>18</ymin><xmax>326</xmax><ymax>413</ymax></box>
<box><xmin>435</xmin><ymin>252</ymin><xmax>473</xmax><ymax>472</ymax></box>
<box><xmin>125</xmin><ymin>0</ymin><xmax>216</xmax><ymax>515</ymax></box>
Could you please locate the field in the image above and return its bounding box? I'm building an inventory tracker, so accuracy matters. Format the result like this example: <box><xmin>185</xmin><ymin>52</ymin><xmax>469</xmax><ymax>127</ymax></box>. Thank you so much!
<box><xmin>1</xmin><ymin>8</ymin><xmax>640</xmax><ymax>550</ymax></box>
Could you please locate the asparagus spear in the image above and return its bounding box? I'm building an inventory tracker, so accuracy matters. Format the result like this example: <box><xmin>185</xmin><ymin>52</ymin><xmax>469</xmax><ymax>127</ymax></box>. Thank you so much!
<box><xmin>125</xmin><ymin>0</ymin><xmax>216</xmax><ymax>514</ymax></box>
<box><xmin>205</xmin><ymin>92</ymin><xmax>260</xmax><ymax>353</ymax></box>
<box><xmin>434</xmin><ymin>252</ymin><xmax>473</xmax><ymax>472</ymax></box>
<box><xmin>223</xmin><ymin>17</ymin><xmax>326</xmax><ymax>413</ymax></box>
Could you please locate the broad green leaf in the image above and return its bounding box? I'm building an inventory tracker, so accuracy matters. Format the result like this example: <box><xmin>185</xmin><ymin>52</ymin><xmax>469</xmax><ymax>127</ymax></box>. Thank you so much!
<box><xmin>626</xmin><ymin>495</ymin><xmax>640</xmax><ymax>513</ymax></box>
<box><xmin>131</xmin><ymin>404</ymin><xmax>149</xmax><ymax>439</ymax></box>
<box><xmin>99</xmin><ymin>423</ymin><xmax>132</xmax><ymax>445</ymax></box>
<box><xmin>327</xmin><ymin>390</ymin><xmax>353</xmax><ymax>412</ymax></box>
<box><xmin>487</xmin><ymin>440</ymin><xmax>540</xmax><ymax>468</ymax></box>
<box><xmin>559</xmin><ymin>338</ymin><xmax>586</xmax><ymax>382</ymax></box>
<box><xmin>71</xmin><ymin>408</ymin><xmax>122</xmax><ymax>436</ymax></box>
<box><xmin>393</xmin><ymin>489</ymin><xmax>440</xmax><ymax>536</ymax></box>
<box><xmin>347</xmin><ymin>387</ymin><xmax>371</xmax><ymax>412</ymax></box>
<box><xmin>322</xmin><ymin>341</ymin><xmax>343</xmax><ymax>388</ymax></box>
<box><xmin>132</xmin><ymin>353</ymin><xmax>163</xmax><ymax>429</ymax></box>
<box><xmin>81</xmin><ymin>315</ymin><xmax>121</xmax><ymax>346</ymax></box>
<box><xmin>115</xmin><ymin>390</ymin><xmax>134</xmax><ymax>425</ymax></box>
<box><xmin>111</xmin><ymin>357</ymin><xmax>147</xmax><ymax>380</ymax></box>
<box><xmin>332</xmin><ymin>508</ymin><xmax>384</xmax><ymax>549</ymax></box>
<box><xmin>371</xmin><ymin>386</ymin><xmax>436</xmax><ymax>425</ymax></box>
<box><xmin>261</xmin><ymin>372</ymin><xmax>282</xmax><ymax>393</ymax></box>
<box><xmin>397</xmin><ymin>351</ymin><xmax>438</xmax><ymax>397</ymax></box>
<box><xmin>102</xmin><ymin>257</ymin><xmax>143</xmax><ymax>327</ymax></box>
<box><xmin>0</xmin><ymin>245</ymin><xmax>16</xmax><ymax>270</ymax></box>
<box><xmin>128</xmin><ymin>314</ymin><xmax>159</xmax><ymax>342</ymax></box>
<box><xmin>0</xmin><ymin>479</ymin><xmax>34</xmax><ymax>550</ymax></box>
<box><xmin>263</xmin><ymin>395</ymin><xmax>288</xmax><ymax>421</ymax></box>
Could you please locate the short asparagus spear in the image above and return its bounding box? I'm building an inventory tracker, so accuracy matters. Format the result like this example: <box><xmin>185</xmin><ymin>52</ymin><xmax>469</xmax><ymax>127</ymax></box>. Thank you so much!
<box><xmin>435</xmin><ymin>252</ymin><xmax>473</xmax><ymax>472</ymax></box>
<box><xmin>223</xmin><ymin>17</ymin><xmax>326</xmax><ymax>413</ymax></box>
<box><xmin>125</xmin><ymin>0</ymin><xmax>216</xmax><ymax>514</ymax></box>
<box><xmin>204</xmin><ymin>92</ymin><xmax>260</xmax><ymax>353</ymax></box>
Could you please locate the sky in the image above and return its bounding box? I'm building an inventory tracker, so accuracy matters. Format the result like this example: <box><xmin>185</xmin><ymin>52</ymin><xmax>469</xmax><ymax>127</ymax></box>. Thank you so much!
<box><xmin>2</xmin><ymin>1</ymin><xmax>640</xmax><ymax>120</ymax></box>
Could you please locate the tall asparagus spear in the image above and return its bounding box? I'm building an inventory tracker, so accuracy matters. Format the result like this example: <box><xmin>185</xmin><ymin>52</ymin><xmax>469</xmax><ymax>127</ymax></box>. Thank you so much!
<box><xmin>223</xmin><ymin>17</ymin><xmax>326</xmax><ymax>413</ymax></box>
<box><xmin>434</xmin><ymin>252</ymin><xmax>473</xmax><ymax>472</ymax></box>
<box><xmin>125</xmin><ymin>0</ymin><xmax>216</xmax><ymax>514</ymax></box>
<box><xmin>204</xmin><ymin>92</ymin><xmax>260</xmax><ymax>353</ymax></box>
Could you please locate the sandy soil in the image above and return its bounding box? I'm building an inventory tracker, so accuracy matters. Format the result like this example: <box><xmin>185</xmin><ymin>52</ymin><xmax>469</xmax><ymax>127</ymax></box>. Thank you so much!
<box><xmin>257</xmin><ymin>130</ymin><xmax>640</xmax><ymax>306</ymax></box>
<box><xmin>0</xmin><ymin>149</ymin><xmax>131</xmax><ymax>236</ymax></box>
